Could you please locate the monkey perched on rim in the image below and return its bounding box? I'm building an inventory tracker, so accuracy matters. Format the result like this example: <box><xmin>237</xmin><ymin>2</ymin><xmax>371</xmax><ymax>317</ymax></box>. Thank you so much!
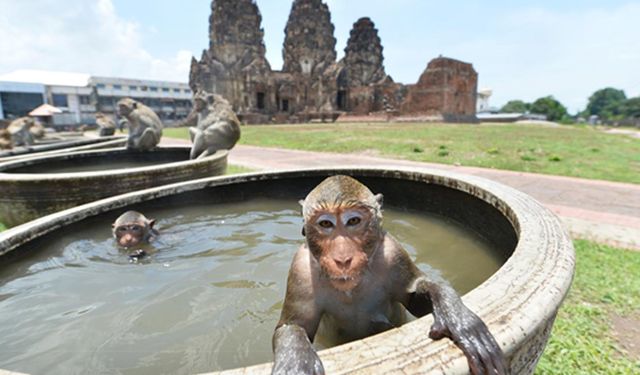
<box><xmin>112</xmin><ymin>211</ymin><xmax>158</xmax><ymax>261</ymax></box>
<box><xmin>272</xmin><ymin>175</ymin><xmax>506</xmax><ymax>375</ymax></box>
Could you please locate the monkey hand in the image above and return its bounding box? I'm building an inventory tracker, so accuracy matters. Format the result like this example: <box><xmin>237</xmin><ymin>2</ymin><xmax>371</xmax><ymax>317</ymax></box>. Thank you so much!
<box><xmin>128</xmin><ymin>249</ymin><xmax>147</xmax><ymax>263</ymax></box>
<box><xmin>272</xmin><ymin>324</ymin><xmax>325</xmax><ymax>375</ymax></box>
<box><xmin>429</xmin><ymin>306</ymin><xmax>507</xmax><ymax>375</ymax></box>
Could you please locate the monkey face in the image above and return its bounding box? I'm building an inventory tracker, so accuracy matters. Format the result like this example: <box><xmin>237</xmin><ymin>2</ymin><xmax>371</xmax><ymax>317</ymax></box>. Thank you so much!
<box><xmin>307</xmin><ymin>206</ymin><xmax>379</xmax><ymax>292</ymax></box>
<box><xmin>194</xmin><ymin>97</ymin><xmax>207</xmax><ymax>111</ymax></box>
<box><xmin>113</xmin><ymin>224</ymin><xmax>147</xmax><ymax>248</ymax></box>
<box><xmin>116</xmin><ymin>98</ymin><xmax>136</xmax><ymax>116</ymax></box>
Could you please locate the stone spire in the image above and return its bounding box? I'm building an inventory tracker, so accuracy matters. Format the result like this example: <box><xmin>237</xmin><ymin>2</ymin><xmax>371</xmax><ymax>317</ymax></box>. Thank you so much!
<box><xmin>342</xmin><ymin>17</ymin><xmax>387</xmax><ymax>86</ymax></box>
<box><xmin>208</xmin><ymin>0</ymin><xmax>267</xmax><ymax>68</ymax></box>
<box><xmin>282</xmin><ymin>0</ymin><xmax>337</xmax><ymax>75</ymax></box>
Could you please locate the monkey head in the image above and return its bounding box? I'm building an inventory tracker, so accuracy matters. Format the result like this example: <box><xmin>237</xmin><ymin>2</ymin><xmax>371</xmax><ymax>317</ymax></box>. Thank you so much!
<box><xmin>301</xmin><ymin>175</ymin><xmax>384</xmax><ymax>292</ymax></box>
<box><xmin>112</xmin><ymin>210</ymin><xmax>156</xmax><ymax>248</ymax></box>
<box><xmin>193</xmin><ymin>90</ymin><xmax>211</xmax><ymax>111</ymax></box>
<box><xmin>117</xmin><ymin>98</ymin><xmax>138</xmax><ymax>117</ymax></box>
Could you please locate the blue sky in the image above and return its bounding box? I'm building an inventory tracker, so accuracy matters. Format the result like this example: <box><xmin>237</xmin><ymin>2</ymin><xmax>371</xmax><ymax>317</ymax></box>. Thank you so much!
<box><xmin>1</xmin><ymin>0</ymin><xmax>639</xmax><ymax>112</ymax></box>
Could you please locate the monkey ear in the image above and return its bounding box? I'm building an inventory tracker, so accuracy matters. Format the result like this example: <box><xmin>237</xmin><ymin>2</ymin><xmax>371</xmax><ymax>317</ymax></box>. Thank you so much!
<box><xmin>132</xmin><ymin>102</ymin><xmax>138</xmax><ymax>109</ymax></box>
<box><xmin>298</xmin><ymin>199</ymin><xmax>305</xmax><ymax>207</ymax></box>
<box><xmin>112</xmin><ymin>223</ymin><xmax>116</xmax><ymax>228</ymax></box>
<box><xmin>301</xmin><ymin>226</ymin><xmax>306</xmax><ymax>237</ymax></box>
<box><xmin>375</xmin><ymin>193</ymin><xmax>384</xmax><ymax>207</ymax></box>
<box><xmin>148</xmin><ymin>219</ymin><xmax>156</xmax><ymax>229</ymax></box>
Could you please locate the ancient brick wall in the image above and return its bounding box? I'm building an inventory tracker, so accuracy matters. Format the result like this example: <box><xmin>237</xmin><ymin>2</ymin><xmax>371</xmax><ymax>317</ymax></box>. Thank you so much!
<box><xmin>189</xmin><ymin>1</ymin><xmax>478</xmax><ymax>123</ymax></box>
<box><xmin>401</xmin><ymin>57</ymin><xmax>478</xmax><ymax>122</ymax></box>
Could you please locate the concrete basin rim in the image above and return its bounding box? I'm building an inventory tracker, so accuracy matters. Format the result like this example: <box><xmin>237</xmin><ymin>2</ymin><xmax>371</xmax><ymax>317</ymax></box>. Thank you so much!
<box><xmin>0</xmin><ymin>146</ymin><xmax>229</xmax><ymax>180</ymax></box>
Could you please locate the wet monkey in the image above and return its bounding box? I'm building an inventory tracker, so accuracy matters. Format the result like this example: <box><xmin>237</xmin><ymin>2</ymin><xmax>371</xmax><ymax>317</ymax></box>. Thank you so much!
<box><xmin>112</xmin><ymin>211</ymin><xmax>158</xmax><ymax>259</ymax></box>
<box><xmin>272</xmin><ymin>175</ymin><xmax>506</xmax><ymax>375</ymax></box>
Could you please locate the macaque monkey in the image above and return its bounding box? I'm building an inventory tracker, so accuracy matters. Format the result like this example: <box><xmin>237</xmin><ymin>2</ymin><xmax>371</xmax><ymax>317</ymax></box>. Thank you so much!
<box><xmin>7</xmin><ymin>117</ymin><xmax>36</xmax><ymax>147</ymax></box>
<box><xmin>0</xmin><ymin>129</ymin><xmax>11</xmax><ymax>150</ymax></box>
<box><xmin>188</xmin><ymin>89</ymin><xmax>241</xmax><ymax>159</ymax></box>
<box><xmin>272</xmin><ymin>175</ymin><xmax>506</xmax><ymax>375</ymax></box>
<box><xmin>29</xmin><ymin>121</ymin><xmax>46</xmax><ymax>140</ymax></box>
<box><xmin>117</xmin><ymin>98</ymin><xmax>163</xmax><ymax>151</ymax></box>
<box><xmin>95</xmin><ymin>112</ymin><xmax>116</xmax><ymax>136</ymax></box>
<box><xmin>112</xmin><ymin>210</ymin><xmax>158</xmax><ymax>250</ymax></box>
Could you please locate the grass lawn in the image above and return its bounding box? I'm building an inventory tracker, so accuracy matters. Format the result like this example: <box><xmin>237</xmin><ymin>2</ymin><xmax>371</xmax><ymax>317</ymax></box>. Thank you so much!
<box><xmin>164</xmin><ymin>123</ymin><xmax>640</xmax><ymax>184</ymax></box>
<box><xmin>536</xmin><ymin>240</ymin><xmax>640</xmax><ymax>374</ymax></box>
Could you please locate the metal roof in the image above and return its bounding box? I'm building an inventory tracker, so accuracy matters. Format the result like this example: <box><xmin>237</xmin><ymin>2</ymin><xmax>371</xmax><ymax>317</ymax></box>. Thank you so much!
<box><xmin>0</xmin><ymin>70</ymin><xmax>91</xmax><ymax>87</ymax></box>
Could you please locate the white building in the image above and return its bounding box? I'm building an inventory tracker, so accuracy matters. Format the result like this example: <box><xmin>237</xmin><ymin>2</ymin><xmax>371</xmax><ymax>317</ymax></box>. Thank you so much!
<box><xmin>477</xmin><ymin>88</ymin><xmax>493</xmax><ymax>113</ymax></box>
<box><xmin>0</xmin><ymin>70</ymin><xmax>192</xmax><ymax>128</ymax></box>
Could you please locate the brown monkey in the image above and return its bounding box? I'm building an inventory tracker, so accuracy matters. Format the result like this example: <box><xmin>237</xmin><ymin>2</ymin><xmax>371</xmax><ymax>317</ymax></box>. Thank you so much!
<box><xmin>272</xmin><ymin>175</ymin><xmax>506</xmax><ymax>375</ymax></box>
<box><xmin>95</xmin><ymin>112</ymin><xmax>116</xmax><ymax>136</ymax></box>
<box><xmin>0</xmin><ymin>129</ymin><xmax>11</xmax><ymax>150</ymax></box>
<box><xmin>188</xmin><ymin>89</ymin><xmax>241</xmax><ymax>159</ymax></box>
<box><xmin>112</xmin><ymin>210</ymin><xmax>158</xmax><ymax>249</ymax></box>
<box><xmin>117</xmin><ymin>98</ymin><xmax>163</xmax><ymax>151</ymax></box>
<box><xmin>29</xmin><ymin>121</ymin><xmax>46</xmax><ymax>140</ymax></box>
<box><xmin>7</xmin><ymin>117</ymin><xmax>35</xmax><ymax>147</ymax></box>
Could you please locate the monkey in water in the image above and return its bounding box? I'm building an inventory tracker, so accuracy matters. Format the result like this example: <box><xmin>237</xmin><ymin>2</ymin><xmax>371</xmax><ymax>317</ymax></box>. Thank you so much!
<box><xmin>112</xmin><ymin>211</ymin><xmax>158</xmax><ymax>261</ymax></box>
<box><xmin>272</xmin><ymin>175</ymin><xmax>506</xmax><ymax>375</ymax></box>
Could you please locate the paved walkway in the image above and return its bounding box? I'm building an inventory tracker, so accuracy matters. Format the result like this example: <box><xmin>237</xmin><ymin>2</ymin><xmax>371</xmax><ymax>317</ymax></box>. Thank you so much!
<box><xmin>163</xmin><ymin>138</ymin><xmax>640</xmax><ymax>250</ymax></box>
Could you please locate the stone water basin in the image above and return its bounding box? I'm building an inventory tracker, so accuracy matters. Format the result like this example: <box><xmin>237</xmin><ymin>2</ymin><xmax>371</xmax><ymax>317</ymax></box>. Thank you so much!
<box><xmin>0</xmin><ymin>167</ymin><xmax>575</xmax><ymax>374</ymax></box>
<box><xmin>0</xmin><ymin>146</ymin><xmax>227</xmax><ymax>227</ymax></box>
<box><xmin>0</xmin><ymin>136</ymin><xmax>126</xmax><ymax>163</ymax></box>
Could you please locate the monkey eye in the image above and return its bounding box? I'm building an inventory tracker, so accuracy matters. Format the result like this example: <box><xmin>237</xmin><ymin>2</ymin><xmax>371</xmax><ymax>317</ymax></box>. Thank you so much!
<box><xmin>131</xmin><ymin>225</ymin><xmax>142</xmax><ymax>232</ymax></box>
<box><xmin>346</xmin><ymin>217</ymin><xmax>361</xmax><ymax>226</ymax></box>
<box><xmin>116</xmin><ymin>227</ymin><xmax>126</xmax><ymax>233</ymax></box>
<box><xmin>318</xmin><ymin>220</ymin><xmax>334</xmax><ymax>228</ymax></box>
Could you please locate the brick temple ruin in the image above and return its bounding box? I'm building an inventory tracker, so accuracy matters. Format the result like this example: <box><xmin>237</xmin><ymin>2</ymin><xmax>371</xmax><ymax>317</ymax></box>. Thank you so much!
<box><xmin>189</xmin><ymin>0</ymin><xmax>478</xmax><ymax>123</ymax></box>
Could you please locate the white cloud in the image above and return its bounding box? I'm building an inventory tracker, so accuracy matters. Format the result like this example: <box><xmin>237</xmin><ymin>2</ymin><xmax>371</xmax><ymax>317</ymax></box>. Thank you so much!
<box><xmin>0</xmin><ymin>0</ymin><xmax>191</xmax><ymax>82</ymax></box>
<box><xmin>456</xmin><ymin>3</ymin><xmax>640</xmax><ymax>112</ymax></box>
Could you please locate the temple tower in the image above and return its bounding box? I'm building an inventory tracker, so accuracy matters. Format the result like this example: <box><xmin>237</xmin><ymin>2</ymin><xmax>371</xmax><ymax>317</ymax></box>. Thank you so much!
<box><xmin>342</xmin><ymin>17</ymin><xmax>386</xmax><ymax>86</ymax></box>
<box><xmin>189</xmin><ymin>0</ymin><xmax>271</xmax><ymax>114</ymax></box>
<box><xmin>282</xmin><ymin>0</ymin><xmax>336</xmax><ymax>75</ymax></box>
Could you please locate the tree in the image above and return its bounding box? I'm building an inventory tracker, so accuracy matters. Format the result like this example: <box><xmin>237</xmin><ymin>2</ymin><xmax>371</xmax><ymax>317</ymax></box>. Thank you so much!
<box><xmin>585</xmin><ymin>88</ymin><xmax>626</xmax><ymax>120</ymax></box>
<box><xmin>500</xmin><ymin>100</ymin><xmax>530</xmax><ymax>113</ymax></box>
<box><xmin>530</xmin><ymin>96</ymin><xmax>568</xmax><ymax>122</ymax></box>
<box><xmin>622</xmin><ymin>97</ymin><xmax>640</xmax><ymax>118</ymax></box>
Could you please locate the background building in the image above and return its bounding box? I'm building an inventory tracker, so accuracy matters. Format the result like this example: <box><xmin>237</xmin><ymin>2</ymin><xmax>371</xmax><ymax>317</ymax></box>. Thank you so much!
<box><xmin>0</xmin><ymin>70</ymin><xmax>192</xmax><ymax>129</ymax></box>
<box><xmin>190</xmin><ymin>0</ymin><xmax>479</xmax><ymax>123</ymax></box>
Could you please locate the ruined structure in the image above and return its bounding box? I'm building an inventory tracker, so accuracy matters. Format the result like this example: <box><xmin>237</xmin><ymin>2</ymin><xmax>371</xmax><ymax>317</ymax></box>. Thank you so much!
<box><xmin>190</xmin><ymin>0</ymin><xmax>478</xmax><ymax>123</ymax></box>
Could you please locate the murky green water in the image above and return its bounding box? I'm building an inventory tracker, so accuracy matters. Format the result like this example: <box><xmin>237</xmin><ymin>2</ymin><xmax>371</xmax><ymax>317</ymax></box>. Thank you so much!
<box><xmin>0</xmin><ymin>199</ymin><xmax>503</xmax><ymax>374</ymax></box>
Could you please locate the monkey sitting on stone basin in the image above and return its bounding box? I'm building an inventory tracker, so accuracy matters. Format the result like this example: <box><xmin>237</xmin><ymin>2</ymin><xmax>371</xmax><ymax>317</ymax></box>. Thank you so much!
<box><xmin>112</xmin><ymin>211</ymin><xmax>158</xmax><ymax>262</ymax></box>
<box><xmin>188</xmin><ymin>90</ymin><xmax>241</xmax><ymax>160</ymax></box>
<box><xmin>117</xmin><ymin>98</ymin><xmax>163</xmax><ymax>151</ymax></box>
<box><xmin>272</xmin><ymin>175</ymin><xmax>506</xmax><ymax>375</ymax></box>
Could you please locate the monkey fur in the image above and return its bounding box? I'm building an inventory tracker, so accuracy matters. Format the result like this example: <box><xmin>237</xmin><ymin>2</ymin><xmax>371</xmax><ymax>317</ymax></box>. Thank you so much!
<box><xmin>271</xmin><ymin>175</ymin><xmax>506</xmax><ymax>375</ymax></box>
<box><xmin>117</xmin><ymin>98</ymin><xmax>163</xmax><ymax>151</ymax></box>
<box><xmin>112</xmin><ymin>210</ymin><xmax>158</xmax><ymax>249</ymax></box>
<box><xmin>188</xmin><ymin>90</ymin><xmax>241</xmax><ymax>160</ymax></box>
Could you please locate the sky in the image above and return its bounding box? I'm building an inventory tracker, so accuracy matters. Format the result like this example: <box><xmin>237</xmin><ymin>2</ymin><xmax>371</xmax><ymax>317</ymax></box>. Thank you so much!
<box><xmin>1</xmin><ymin>0</ymin><xmax>639</xmax><ymax>113</ymax></box>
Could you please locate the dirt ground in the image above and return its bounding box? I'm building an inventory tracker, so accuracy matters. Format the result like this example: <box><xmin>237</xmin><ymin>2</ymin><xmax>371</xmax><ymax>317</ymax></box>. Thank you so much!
<box><xmin>611</xmin><ymin>311</ymin><xmax>640</xmax><ymax>361</ymax></box>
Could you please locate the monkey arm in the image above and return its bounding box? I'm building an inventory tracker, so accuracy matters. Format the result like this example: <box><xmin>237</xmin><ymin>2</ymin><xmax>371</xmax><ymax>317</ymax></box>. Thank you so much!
<box><xmin>394</xmin><ymin>245</ymin><xmax>507</xmax><ymax>375</ymax></box>
<box><xmin>272</xmin><ymin>324</ymin><xmax>324</xmax><ymax>375</ymax></box>
<box><xmin>272</xmin><ymin>247</ymin><xmax>325</xmax><ymax>375</ymax></box>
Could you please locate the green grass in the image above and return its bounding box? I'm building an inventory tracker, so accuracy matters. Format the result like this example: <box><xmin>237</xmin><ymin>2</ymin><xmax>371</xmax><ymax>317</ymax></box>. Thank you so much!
<box><xmin>0</xmin><ymin>222</ymin><xmax>5</xmax><ymax>232</ymax></box>
<box><xmin>226</xmin><ymin>164</ymin><xmax>255</xmax><ymax>175</ymax></box>
<box><xmin>536</xmin><ymin>240</ymin><xmax>640</xmax><ymax>374</ymax></box>
<box><xmin>163</xmin><ymin>123</ymin><xmax>640</xmax><ymax>183</ymax></box>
